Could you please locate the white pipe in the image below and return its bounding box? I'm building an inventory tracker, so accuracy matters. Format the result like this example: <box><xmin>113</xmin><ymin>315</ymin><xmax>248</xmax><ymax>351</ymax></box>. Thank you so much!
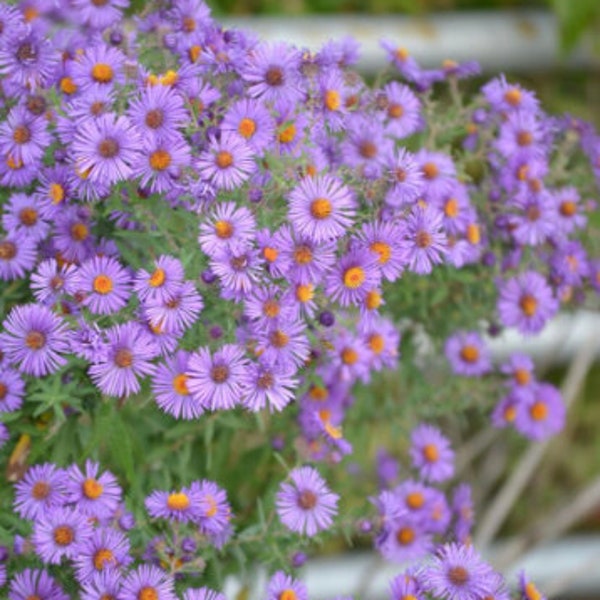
<box><xmin>220</xmin><ymin>11</ymin><xmax>598</xmax><ymax>73</ymax></box>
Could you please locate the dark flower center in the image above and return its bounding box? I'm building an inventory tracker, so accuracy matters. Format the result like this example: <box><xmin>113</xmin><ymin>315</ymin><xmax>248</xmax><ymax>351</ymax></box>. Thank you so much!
<box><xmin>114</xmin><ymin>348</ymin><xmax>133</xmax><ymax>368</ymax></box>
<box><xmin>53</xmin><ymin>525</ymin><xmax>74</xmax><ymax>546</ymax></box>
<box><xmin>448</xmin><ymin>566</ymin><xmax>469</xmax><ymax>586</ymax></box>
<box><xmin>145</xmin><ymin>109</ymin><xmax>164</xmax><ymax>129</ymax></box>
<box><xmin>90</xmin><ymin>101</ymin><xmax>106</xmax><ymax>116</ymax></box>
<box><xmin>26</xmin><ymin>95</ymin><xmax>47</xmax><ymax>116</ymax></box>
<box><xmin>298</xmin><ymin>490</ymin><xmax>317</xmax><ymax>509</ymax></box>
<box><xmin>25</xmin><ymin>331</ymin><xmax>46</xmax><ymax>350</ymax></box>
<box><xmin>17</xmin><ymin>42</ymin><xmax>36</xmax><ymax>62</ymax></box>
<box><xmin>19</xmin><ymin>207</ymin><xmax>38</xmax><ymax>226</ymax></box>
<box><xmin>0</xmin><ymin>241</ymin><xmax>17</xmax><ymax>260</ymax></box>
<box><xmin>359</xmin><ymin>141</ymin><xmax>377</xmax><ymax>159</ymax></box>
<box><xmin>269</xmin><ymin>329</ymin><xmax>289</xmax><ymax>348</ymax></box>
<box><xmin>0</xmin><ymin>383</ymin><xmax>6</xmax><ymax>400</ymax></box>
<box><xmin>98</xmin><ymin>138</ymin><xmax>120</xmax><ymax>158</ymax></box>
<box><xmin>31</xmin><ymin>480</ymin><xmax>50</xmax><ymax>499</ymax></box>
<box><xmin>257</xmin><ymin>372</ymin><xmax>274</xmax><ymax>389</ymax></box>
<box><xmin>211</xmin><ymin>364</ymin><xmax>229</xmax><ymax>383</ymax></box>
<box><xmin>415</xmin><ymin>231</ymin><xmax>432</xmax><ymax>248</ymax></box>
<box><xmin>13</xmin><ymin>125</ymin><xmax>31</xmax><ymax>144</ymax></box>
<box><xmin>91</xmin><ymin>0</ymin><xmax>109</xmax><ymax>5</ymax></box>
<box><xmin>50</xmin><ymin>275</ymin><xmax>64</xmax><ymax>291</ymax></box>
<box><xmin>230</xmin><ymin>255</ymin><xmax>248</xmax><ymax>271</ymax></box>
<box><xmin>265</xmin><ymin>66</ymin><xmax>284</xmax><ymax>87</ymax></box>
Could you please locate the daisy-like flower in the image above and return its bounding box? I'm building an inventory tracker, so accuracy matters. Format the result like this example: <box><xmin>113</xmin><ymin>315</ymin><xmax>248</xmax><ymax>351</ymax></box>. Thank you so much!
<box><xmin>198</xmin><ymin>201</ymin><xmax>256</xmax><ymax>258</ymax></box>
<box><xmin>376</xmin><ymin>512</ymin><xmax>433</xmax><ymax>564</ymax></box>
<box><xmin>69</xmin><ymin>44</ymin><xmax>126</xmax><ymax>93</ymax></box>
<box><xmin>75</xmin><ymin>255</ymin><xmax>131</xmax><ymax>315</ymax></box>
<box><xmin>187</xmin><ymin>344</ymin><xmax>249</xmax><ymax>411</ymax></box>
<box><xmin>255</xmin><ymin>319</ymin><xmax>310</xmax><ymax>371</ymax></box>
<box><xmin>88</xmin><ymin>322</ymin><xmax>159</xmax><ymax>398</ymax></box>
<box><xmin>266</xmin><ymin>571</ymin><xmax>308</xmax><ymax>600</ymax></box>
<box><xmin>0</xmin><ymin>106</ymin><xmax>51</xmax><ymax>165</ymax></box>
<box><xmin>0</xmin><ymin>304</ymin><xmax>70</xmax><ymax>377</ymax></box>
<box><xmin>444</xmin><ymin>331</ymin><xmax>492</xmax><ymax>377</ymax></box>
<box><xmin>0</xmin><ymin>367</ymin><xmax>25</xmax><ymax>413</ymax></box>
<box><xmin>128</xmin><ymin>85</ymin><xmax>188</xmax><ymax>142</ymax></box>
<box><xmin>403</xmin><ymin>206</ymin><xmax>447</xmax><ymax>275</ymax></box>
<box><xmin>197</xmin><ymin>132</ymin><xmax>255</xmax><ymax>190</ymax></box>
<box><xmin>420</xmin><ymin>543</ymin><xmax>497</xmax><ymax>600</ymax></box>
<box><xmin>416</xmin><ymin>149</ymin><xmax>457</xmax><ymax>202</ymax></box>
<box><xmin>134</xmin><ymin>255</ymin><xmax>185</xmax><ymax>303</ymax></box>
<box><xmin>8</xmin><ymin>568</ymin><xmax>69</xmax><ymax>600</ymax></box>
<box><xmin>3</xmin><ymin>193</ymin><xmax>49</xmax><ymax>243</ymax></box>
<box><xmin>288</xmin><ymin>174</ymin><xmax>355</xmax><ymax>243</ymax></box>
<box><xmin>72</xmin><ymin>113</ymin><xmax>140</xmax><ymax>186</ymax></box>
<box><xmin>152</xmin><ymin>351</ymin><xmax>203</xmax><ymax>420</ymax></box>
<box><xmin>354</xmin><ymin>220</ymin><xmax>407</xmax><ymax>282</ymax></box>
<box><xmin>72</xmin><ymin>0</ymin><xmax>129</xmax><ymax>29</ymax></box>
<box><xmin>74</xmin><ymin>526</ymin><xmax>132</xmax><ymax>584</ymax></box>
<box><xmin>66</xmin><ymin>460</ymin><xmax>122</xmax><ymax>520</ymax></box>
<box><xmin>276</xmin><ymin>466</ymin><xmax>339</xmax><ymax>536</ymax></box>
<box><xmin>410</xmin><ymin>424</ymin><xmax>455</xmax><ymax>483</ymax></box>
<box><xmin>32</xmin><ymin>506</ymin><xmax>93</xmax><ymax>565</ymax></box>
<box><xmin>120</xmin><ymin>565</ymin><xmax>176</xmax><ymax>600</ymax></box>
<box><xmin>143</xmin><ymin>280</ymin><xmax>203</xmax><ymax>334</ymax></box>
<box><xmin>325</xmin><ymin>250</ymin><xmax>381</xmax><ymax>308</ymax></box>
<box><xmin>379</xmin><ymin>81</ymin><xmax>423</xmax><ymax>139</ymax></box>
<box><xmin>497</xmin><ymin>270</ymin><xmax>558</xmax><ymax>335</ymax></box>
<box><xmin>81</xmin><ymin>571</ymin><xmax>124</xmax><ymax>600</ymax></box>
<box><xmin>210</xmin><ymin>242</ymin><xmax>263</xmax><ymax>302</ymax></box>
<box><xmin>482</xmin><ymin>75</ymin><xmax>540</xmax><ymax>114</ymax></box>
<box><xmin>146</xmin><ymin>485</ymin><xmax>203</xmax><ymax>523</ymax></box>
<box><xmin>241</xmin><ymin>358</ymin><xmax>299</xmax><ymax>412</ymax></box>
<box><xmin>515</xmin><ymin>382</ymin><xmax>566</xmax><ymax>440</ymax></box>
<box><xmin>242</xmin><ymin>41</ymin><xmax>304</xmax><ymax>105</ymax></box>
<box><xmin>131</xmin><ymin>133</ymin><xmax>191</xmax><ymax>194</ymax></box>
<box><xmin>501</xmin><ymin>352</ymin><xmax>536</xmax><ymax>388</ymax></box>
<box><xmin>222</xmin><ymin>97</ymin><xmax>275</xmax><ymax>153</ymax></box>
<box><xmin>0</xmin><ymin>231</ymin><xmax>37</xmax><ymax>281</ymax></box>
<box><xmin>13</xmin><ymin>463</ymin><xmax>69</xmax><ymax>520</ymax></box>
<box><xmin>190</xmin><ymin>479</ymin><xmax>232</xmax><ymax>537</ymax></box>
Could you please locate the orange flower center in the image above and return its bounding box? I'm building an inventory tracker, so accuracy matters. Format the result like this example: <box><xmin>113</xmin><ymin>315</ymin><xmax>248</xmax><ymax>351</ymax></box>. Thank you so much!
<box><xmin>53</xmin><ymin>525</ymin><xmax>74</xmax><ymax>546</ymax></box>
<box><xmin>172</xmin><ymin>374</ymin><xmax>189</xmax><ymax>395</ymax></box>
<box><xmin>215</xmin><ymin>150</ymin><xmax>233</xmax><ymax>169</ymax></box>
<box><xmin>167</xmin><ymin>492</ymin><xmax>190</xmax><ymax>511</ymax></box>
<box><xmin>387</xmin><ymin>103</ymin><xmax>404</xmax><ymax>119</ymax></box>
<box><xmin>114</xmin><ymin>348</ymin><xmax>133</xmax><ymax>368</ymax></box>
<box><xmin>83</xmin><ymin>478</ymin><xmax>104</xmax><ymax>499</ymax></box>
<box><xmin>324</xmin><ymin>90</ymin><xmax>341</xmax><ymax>111</ymax></box>
<box><xmin>214</xmin><ymin>220</ymin><xmax>233</xmax><ymax>239</ymax></box>
<box><xmin>50</xmin><ymin>183</ymin><xmax>65</xmax><ymax>204</ymax></box>
<box><xmin>91</xmin><ymin>63</ymin><xmax>114</xmax><ymax>83</ymax></box>
<box><xmin>466</xmin><ymin>223</ymin><xmax>481</xmax><ymax>245</ymax></box>
<box><xmin>519</xmin><ymin>294</ymin><xmax>538</xmax><ymax>317</ymax></box>
<box><xmin>279</xmin><ymin>590</ymin><xmax>298</xmax><ymax>600</ymax></box>
<box><xmin>396</xmin><ymin>526</ymin><xmax>415</xmax><ymax>545</ymax></box>
<box><xmin>238</xmin><ymin>118</ymin><xmax>256</xmax><ymax>139</ymax></box>
<box><xmin>19</xmin><ymin>207</ymin><xmax>38</xmax><ymax>226</ymax></box>
<box><xmin>13</xmin><ymin>125</ymin><xmax>31</xmax><ymax>144</ymax></box>
<box><xmin>263</xmin><ymin>246</ymin><xmax>278</xmax><ymax>262</ymax></box>
<box><xmin>294</xmin><ymin>245</ymin><xmax>313</xmax><ymax>264</ymax></box>
<box><xmin>25</xmin><ymin>331</ymin><xmax>46</xmax><ymax>350</ymax></box>
<box><xmin>529</xmin><ymin>401</ymin><xmax>548</xmax><ymax>421</ymax></box>
<box><xmin>444</xmin><ymin>198</ymin><xmax>459</xmax><ymax>218</ymax></box>
<box><xmin>514</xmin><ymin>368</ymin><xmax>531</xmax><ymax>386</ymax></box>
<box><xmin>296</xmin><ymin>283</ymin><xmax>314</xmax><ymax>303</ymax></box>
<box><xmin>269</xmin><ymin>330</ymin><xmax>289</xmax><ymax>348</ymax></box>
<box><xmin>60</xmin><ymin>76</ymin><xmax>77</xmax><ymax>94</ymax></box>
<box><xmin>93</xmin><ymin>274</ymin><xmax>113</xmax><ymax>295</ymax></box>
<box><xmin>517</xmin><ymin>131</ymin><xmax>533</xmax><ymax>147</ymax></box>
<box><xmin>343</xmin><ymin>266</ymin><xmax>366</xmax><ymax>289</ymax></box>
<box><xmin>310</xmin><ymin>198</ymin><xmax>332</xmax><ymax>220</ymax></box>
<box><xmin>263</xmin><ymin>299</ymin><xmax>280</xmax><ymax>318</ymax></box>
<box><xmin>0</xmin><ymin>241</ymin><xmax>17</xmax><ymax>260</ymax></box>
<box><xmin>71</xmin><ymin>222</ymin><xmax>89</xmax><ymax>241</ymax></box>
<box><xmin>423</xmin><ymin>443</ymin><xmax>439</xmax><ymax>462</ymax></box>
<box><xmin>93</xmin><ymin>548</ymin><xmax>115</xmax><ymax>570</ymax></box>
<box><xmin>406</xmin><ymin>492</ymin><xmax>425</xmax><ymax>509</ymax></box>
<box><xmin>145</xmin><ymin>109</ymin><xmax>164</xmax><ymax>129</ymax></box>
<box><xmin>139</xmin><ymin>587</ymin><xmax>159</xmax><ymax>600</ymax></box>
<box><xmin>149</xmin><ymin>267</ymin><xmax>166</xmax><ymax>287</ymax></box>
<box><xmin>149</xmin><ymin>149</ymin><xmax>171</xmax><ymax>171</ymax></box>
<box><xmin>341</xmin><ymin>347</ymin><xmax>358</xmax><ymax>365</ymax></box>
<box><xmin>504</xmin><ymin>404</ymin><xmax>517</xmax><ymax>422</ymax></box>
<box><xmin>298</xmin><ymin>490</ymin><xmax>317</xmax><ymax>509</ymax></box>
<box><xmin>31</xmin><ymin>481</ymin><xmax>50</xmax><ymax>499</ymax></box>
<box><xmin>278</xmin><ymin>123</ymin><xmax>296</xmax><ymax>144</ymax></box>
<box><xmin>524</xmin><ymin>582</ymin><xmax>542</xmax><ymax>600</ymax></box>
<box><xmin>368</xmin><ymin>334</ymin><xmax>385</xmax><ymax>354</ymax></box>
<box><xmin>460</xmin><ymin>345</ymin><xmax>479</xmax><ymax>363</ymax></box>
<box><xmin>415</xmin><ymin>231</ymin><xmax>432</xmax><ymax>249</ymax></box>
<box><xmin>370</xmin><ymin>241</ymin><xmax>391</xmax><ymax>264</ymax></box>
<box><xmin>448</xmin><ymin>566</ymin><xmax>469</xmax><ymax>585</ymax></box>
<box><xmin>422</xmin><ymin>162</ymin><xmax>439</xmax><ymax>180</ymax></box>
<box><xmin>559</xmin><ymin>201</ymin><xmax>577</xmax><ymax>217</ymax></box>
<box><xmin>504</xmin><ymin>88</ymin><xmax>522</xmax><ymax>106</ymax></box>
<box><xmin>365</xmin><ymin>290</ymin><xmax>382</xmax><ymax>310</ymax></box>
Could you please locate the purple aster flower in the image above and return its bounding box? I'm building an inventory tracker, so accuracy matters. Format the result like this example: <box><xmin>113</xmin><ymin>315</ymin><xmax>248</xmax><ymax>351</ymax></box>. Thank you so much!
<box><xmin>549</xmin><ymin>240</ymin><xmax>590</xmax><ymax>288</ymax></box>
<box><xmin>0</xmin><ymin>231</ymin><xmax>37</xmax><ymax>281</ymax></box>
<box><xmin>360</xmin><ymin>317</ymin><xmax>401</xmax><ymax>372</ymax></box>
<box><xmin>288</xmin><ymin>174</ymin><xmax>355</xmax><ymax>243</ymax></box>
<box><xmin>222</xmin><ymin>97</ymin><xmax>275</xmax><ymax>153</ymax></box>
<box><xmin>152</xmin><ymin>351</ymin><xmax>204</xmax><ymax>420</ymax></box>
<box><xmin>482</xmin><ymin>75</ymin><xmax>540</xmax><ymax>114</ymax></box>
<box><xmin>71</xmin><ymin>113</ymin><xmax>140</xmax><ymax>185</ymax></box>
<box><xmin>198</xmin><ymin>201</ymin><xmax>256</xmax><ymax>258</ymax></box>
<box><xmin>131</xmin><ymin>133</ymin><xmax>191</xmax><ymax>194</ymax></box>
<box><xmin>416</xmin><ymin>149</ymin><xmax>457</xmax><ymax>202</ymax></box>
<box><xmin>255</xmin><ymin>319</ymin><xmax>310</xmax><ymax>372</ymax></box>
<box><xmin>509</xmin><ymin>190</ymin><xmax>557</xmax><ymax>246</ymax></box>
<box><xmin>72</xmin><ymin>0</ymin><xmax>128</xmax><ymax>29</ymax></box>
<box><xmin>88</xmin><ymin>322</ymin><xmax>159</xmax><ymax>398</ymax></box>
<box><xmin>0</xmin><ymin>304</ymin><xmax>70</xmax><ymax>377</ymax></box>
<box><xmin>13</xmin><ymin>463</ymin><xmax>69</xmax><ymax>520</ymax></box>
<box><xmin>187</xmin><ymin>344</ymin><xmax>249</xmax><ymax>411</ymax></box>
<box><xmin>74</xmin><ymin>526</ymin><xmax>132</xmax><ymax>584</ymax></box>
<box><xmin>495</xmin><ymin>110</ymin><xmax>547</xmax><ymax>159</ymax></box>
<box><xmin>69</xmin><ymin>44</ymin><xmax>126</xmax><ymax>93</ymax></box>
<box><xmin>121</xmin><ymin>565</ymin><xmax>176</xmax><ymax>600</ymax></box>
<box><xmin>497</xmin><ymin>271</ymin><xmax>558</xmax><ymax>335</ymax></box>
<box><xmin>515</xmin><ymin>382</ymin><xmax>566</xmax><ymax>440</ymax></box>
<box><xmin>66</xmin><ymin>460</ymin><xmax>122</xmax><ymax>520</ymax></box>
<box><xmin>75</xmin><ymin>255</ymin><xmax>131</xmax><ymax>315</ymax></box>
<box><xmin>410</xmin><ymin>424</ymin><xmax>455</xmax><ymax>483</ymax></box>
<box><xmin>379</xmin><ymin>81</ymin><xmax>423</xmax><ymax>139</ymax></box>
<box><xmin>501</xmin><ymin>352</ymin><xmax>536</xmax><ymax>388</ymax></box>
<box><xmin>266</xmin><ymin>571</ymin><xmax>308</xmax><ymax>600</ymax></box>
<box><xmin>197</xmin><ymin>132</ymin><xmax>255</xmax><ymax>190</ymax></box>
<box><xmin>354</xmin><ymin>220</ymin><xmax>407</xmax><ymax>282</ymax></box>
<box><xmin>325</xmin><ymin>250</ymin><xmax>381</xmax><ymax>308</ymax></box>
<box><xmin>146</xmin><ymin>485</ymin><xmax>203</xmax><ymax>523</ymax></box>
<box><xmin>81</xmin><ymin>571</ymin><xmax>124</xmax><ymax>600</ymax></box>
<box><xmin>0</xmin><ymin>106</ymin><xmax>51</xmax><ymax>165</ymax></box>
<box><xmin>403</xmin><ymin>207</ymin><xmax>447</xmax><ymax>275</ymax></box>
<box><xmin>0</xmin><ymin>367</ymin><xmax>25</xmax><ymax>413</ymax></box>
<box><xmin>328</xmin><ymin>330</ymin><xmax>372</xmax><ymax>384</ymax></box>
<box><xmin>380</xmin><ymin>40</ymin><xmax>423</xmax><ymax>81</ymax></box>
<box><xmin>240</xmin><ymin>358</ymin><xmax>298</xmax><ymax>412</ymax></box>
<box><xmin>8</xmin><ymin>568</ymin><xmax>69</xmax><ymax>600</ymax></box>
<box><xmin>143</xmin><ymin>280</ymin><xmax>203</xmax><ymax>334</ymax></box>
<box><xmin>189</xmin><ymin>479</ymin><xmax>232</xmax><ymax>538</ymax></box>
<box><xmin>389</xmin><ymin>570</ymin><xmax>425</xmax><ymax>600</ymax></box>
<box><xmin>317</xmin><ymin>69</ymin><xmax>350</xmax><ymax>131</ymax></box>
<box><xmin>552</xmin><ymin>186</ymin><xmax>587</xmax><ymax>235</ymax></box>
<box><xmin>420</xmin><ymin>543</ymin><xmax>496</xmax><ymax>600</ymax></box>
<box><xmin>242</xmin><ymin>41</ymin><xmax>304</xmax><ymax>105</ymax></box>
<box><xmin>128</xmin><ymin>84</ymin><xmax>188</xmax><ymax>142</ymax></box>
<box><xmin>183</xmin><ymin>588</ymin><xmax>225</xmax><ymax>600</ymax></box>
<box><xmin>134</xmin><ymin>255</ymin><xmax>185</xmax><ymax>304</ymax></box>
<box><xmin>0</xmin><ymin>24</ymin><xmax>58</xmax><ymax>90</ymax></box>
<box><xmin>30</xmin><ymin>259</ymin><xmax>78</xmax><ymax>306</ymax></box>
<box><xmin>376</xmin><ymin>512</ymin><xmax>433</xmax><ymax>563</ymax></box>
<box><xmin>445</xmin><ymin>331</ymin><xmax>492</xmax><ymax>377</ymax></box>
<box><xmin>209</xmin><ymin>242</ymin><xmax>263</xmax><ymax>302</ymax></box>
<box><xmin>32</xmin><ymin>506</ymin><xmax>93</xmax><ymax>565</ymax></box>
<box><xmin>276</xmin><ymin>466</ymin><xmax>339</xmax><ymax>536</ymax></box>
<box><xmin>243</xmin><ymin>284</ymin><xmax>293</xmax><ymax>328</ymax></box>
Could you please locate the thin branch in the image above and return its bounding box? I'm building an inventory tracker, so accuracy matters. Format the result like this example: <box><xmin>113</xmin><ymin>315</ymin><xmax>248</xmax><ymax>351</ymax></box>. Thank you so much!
<box><xmin>474</xmin><ymin>333</ymin><xmax>599</xmax><ymax>551</ymax></box>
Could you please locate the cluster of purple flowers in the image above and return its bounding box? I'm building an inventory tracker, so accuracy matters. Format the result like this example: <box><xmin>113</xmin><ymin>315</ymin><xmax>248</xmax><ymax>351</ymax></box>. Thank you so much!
<box><xmin>0</xmin><ymin>0</ymin><xmax>598</xmax><ymax>596</ymax></box>
<box><xmin>4</xmin><ymin>458</ymin><xmax>231</xmax><ymax>597</ymax></box>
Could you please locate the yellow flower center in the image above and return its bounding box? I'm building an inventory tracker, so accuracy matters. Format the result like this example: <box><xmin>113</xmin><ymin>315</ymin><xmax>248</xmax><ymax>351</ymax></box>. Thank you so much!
<box><xmin>294</xmin><ymin>245</ymin><xmax>313</xmax><ymax>265</ymax></box>
<box><xmin>278</xmin><ymin>123</ymin><xmax>296</xmax><ymax>144</ymax></box>
<box><xmin>139</xmin><ymin>587</ymin><xmax>159</xmax><ymax>600</ymax></box>
<box><xmin>83</xmin><ymin>478</ymin><xmax>104</xmax><ymax>499</ymax></box>
<box><xmin>149</xmin><ymin>267</ymin><xmax>166</xmax><ymax>287</ymax></box>
<box><xmin>91</xmin><ymin>63</ymin><xmax>114</xmax><ymax>83</ymax></box>
<box><xmin>167</xmin><ymin>492</ymin><xmax>190</xmax><ymax>511</ymax></box>
<box><xmin>365</xmin><ymin>290</ymin><xmax>382</xmax><ymax>310</ymax></box>
<box><xmin>370</xmin><ymin>241</ymin><xmax>391</xmax><ymax>264</ymax></box>
<box><xmin>343</xmin><ymin>266</ymin><xmax>366</xmax><ymax>289</ymax></box>
<box><xmin>296</xmin><ymin>283</ymin><xmax>314</xmax><ymax>303</ymax></box>
<box><xmin>279</xmin><ymin>590</ymin><xmax>297</xmax><ymax>600</ymax></box>
<box><xmin>263</xmin><ymin>299</ymin><xmax>280</xmax><ymax>318</ymax></box>
<box><xmin>444</xmin><ymin>198</ymin><xmax>459</xmax><ymax>218</ymax></box>
<box><xmin>214</xmin><ymin>220</ymin><xmax>233</xmax><ymax>239</ymax></box>
<box><xmin>324</xmin><ymin>90</ymin><xmax>341</xmax><ymax>111</ymax></box>
<box><xmin>524</xmin><ymin>582</ymin><xmax>542</xmax><ymax>600</ymax></box>
<box><xmin>93</xmin><ymin>548</ymin><xmax>115</xmax><ymax>570</ymax></box>
<box><xmin>50</xmin><ymin>183</ymin><xmax>65</xmax><ymax>204</ymax></box>
<box><xmin>172</xmin><ymin>374</ymin><xmax>189</xmax><ymax>395</ymax></box>
<box><xmin>60</xmin><ymin>76</ymin><xmax>77</xmax><ymax>94</ymax></box>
